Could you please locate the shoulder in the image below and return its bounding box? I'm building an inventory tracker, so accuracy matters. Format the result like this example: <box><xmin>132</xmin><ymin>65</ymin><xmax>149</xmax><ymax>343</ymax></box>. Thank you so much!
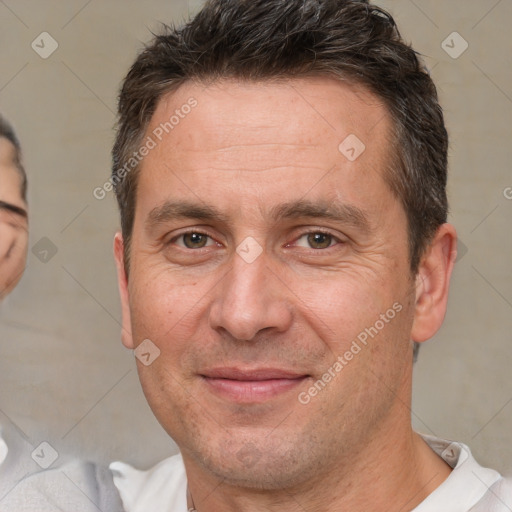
<box><xmin>0</xmin><ymin>460</ymin><xmax>124</xmax><ymax>512</ymax></box>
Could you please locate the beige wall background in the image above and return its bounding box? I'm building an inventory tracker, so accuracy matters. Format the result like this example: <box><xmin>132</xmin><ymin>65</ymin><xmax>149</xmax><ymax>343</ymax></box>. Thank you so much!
<box><xmin>0</xmin><ymin>0</ymin><xmax>511</xmax><ymax>474</ymax></box>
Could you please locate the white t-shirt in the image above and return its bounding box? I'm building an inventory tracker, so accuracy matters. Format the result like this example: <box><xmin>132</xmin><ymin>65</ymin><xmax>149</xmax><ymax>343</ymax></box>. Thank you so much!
<box><xmin>110</xmin><ymin>434</ymin><xmax>512</xmax><ymax>512</ymax></box>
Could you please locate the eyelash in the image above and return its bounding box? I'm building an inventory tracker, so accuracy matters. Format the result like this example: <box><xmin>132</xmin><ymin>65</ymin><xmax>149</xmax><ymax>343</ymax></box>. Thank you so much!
<box><xmin>168</xmin><ymin>229</ymin><xmax>343</xmax><ymax>250</ymax></box>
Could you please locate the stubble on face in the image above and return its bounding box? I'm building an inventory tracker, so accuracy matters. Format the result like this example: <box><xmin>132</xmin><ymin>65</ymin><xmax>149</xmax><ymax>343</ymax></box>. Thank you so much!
<box><xmin>123</xmin><ymin>77</ymin><xmax>417</xmax><ymax>490</ymax></box>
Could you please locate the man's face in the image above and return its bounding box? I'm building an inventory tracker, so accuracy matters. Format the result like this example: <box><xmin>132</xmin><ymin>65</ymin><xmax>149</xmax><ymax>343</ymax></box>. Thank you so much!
<box><xmin>117</xmin><ymin>78</ymin><xmax>420</xmax><ymax>488</ymax></box>
<box><xmin>0</xmin><ymin>137</ymin><xmax>28</xmax><ymax>300</ymax></box>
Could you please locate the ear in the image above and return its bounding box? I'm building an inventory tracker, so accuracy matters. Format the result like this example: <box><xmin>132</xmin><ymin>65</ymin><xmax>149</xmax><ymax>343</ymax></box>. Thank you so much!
<box><xmin>113</xmin><ymin>232</ymin><xmax>135</xmax><ymax>349</ymax></box>
<box><xmin>411</xmin><ymin>223</ymin><xmax>457</xmax><ymax>343</ymax></box>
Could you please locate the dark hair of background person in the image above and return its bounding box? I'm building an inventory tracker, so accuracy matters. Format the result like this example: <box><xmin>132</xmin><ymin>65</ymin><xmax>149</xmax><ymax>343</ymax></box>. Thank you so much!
<box><xmin>0</xmin><ymin>115</ymin><xmax>27</xmax><ymax>202</ymax></box>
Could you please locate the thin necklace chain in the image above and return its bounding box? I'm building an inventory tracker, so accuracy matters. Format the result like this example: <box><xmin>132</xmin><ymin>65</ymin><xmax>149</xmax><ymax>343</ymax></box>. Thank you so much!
<box><xmin>187</xmin><ymin>486</ymin><xmax>198</xmax><ymax>512</ymax></box>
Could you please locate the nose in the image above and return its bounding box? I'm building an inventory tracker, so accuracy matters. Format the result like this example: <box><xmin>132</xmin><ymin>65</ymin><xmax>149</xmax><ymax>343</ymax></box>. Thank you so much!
<box><xmin>208</xmin><ymin>247</ymin><xmax>293</xmax><ymax>341</ymax></box>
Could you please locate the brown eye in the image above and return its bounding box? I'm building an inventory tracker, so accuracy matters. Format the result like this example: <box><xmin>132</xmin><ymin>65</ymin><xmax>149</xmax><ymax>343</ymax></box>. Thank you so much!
<box><xmin>182</xmin><ymin>232</ymin><xmax>209</xmax><ymax>249</ymax></box>
<box><xmin>306</xmin><ymin>232</ymin><xmax>333</xmax><ymax>249</ymax></box>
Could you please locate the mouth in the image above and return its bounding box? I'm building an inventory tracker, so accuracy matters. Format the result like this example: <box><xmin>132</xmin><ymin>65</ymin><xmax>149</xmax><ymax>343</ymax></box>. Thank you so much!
<box><xmin>200</xmin><ymin>368</ymin><xmax>309</xmax><ymax>403</ymax></box>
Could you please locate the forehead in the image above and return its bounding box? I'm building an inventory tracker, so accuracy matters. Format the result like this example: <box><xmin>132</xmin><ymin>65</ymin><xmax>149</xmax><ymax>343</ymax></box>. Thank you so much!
<box><xmin>0</xmin><ymin>137</ymin><xmax>16</xmax><ymax>166</ymax></box>
<box><xmin>152</xmin><ymin>77</ymin><xmax>389</xmax><ymax>148</ymax></box>
<box><xmin>138</xmin><ymin>77</ymin><xmax>394</xmax><ymax>211</ymax></box>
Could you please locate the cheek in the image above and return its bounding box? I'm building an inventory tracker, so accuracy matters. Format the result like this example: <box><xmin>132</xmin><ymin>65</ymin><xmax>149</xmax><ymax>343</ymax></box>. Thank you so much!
<box><xmin>127</xmin><ymin>265</ymin><xmax>211</xmax><ymax>347</ymax></box>
<box><xmin>292</xmin><ymin>270</ymin><xmax>396</xmax><ymax>345</ymax></box>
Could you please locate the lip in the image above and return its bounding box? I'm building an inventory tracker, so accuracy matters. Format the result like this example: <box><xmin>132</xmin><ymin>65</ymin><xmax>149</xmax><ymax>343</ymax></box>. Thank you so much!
<box><xmin>200</xmin><ymin>367</ymin><xmax>309</xmax><ymax>403</ymax></box>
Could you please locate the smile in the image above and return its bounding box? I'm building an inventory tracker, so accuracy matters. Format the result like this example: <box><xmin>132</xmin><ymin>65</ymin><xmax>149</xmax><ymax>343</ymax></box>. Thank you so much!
<box><xmin>200</xmin><ymin>368</ymin><xmax>309</xmax><ymax>403</ymax></box>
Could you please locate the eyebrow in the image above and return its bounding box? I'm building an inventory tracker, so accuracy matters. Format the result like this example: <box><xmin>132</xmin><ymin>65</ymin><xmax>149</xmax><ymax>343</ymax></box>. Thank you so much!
<box><xmin>146</xmin><ymin>199</ymin><xmax>371</xmax><ymax>233</ymax></box>
<box><xmin>0</xmin><ymin>200</ymin><xmax>27</xmax><ymax>218</ymax></box>
<box><xmin>270</xmin><ymin>199</ymin><xmax>372</xmax><ymax>233</ymax></box>
<box><xmin>146</xmin><ymin>200</ymin><xmax>229</xmax><ymax>228</ymax></box>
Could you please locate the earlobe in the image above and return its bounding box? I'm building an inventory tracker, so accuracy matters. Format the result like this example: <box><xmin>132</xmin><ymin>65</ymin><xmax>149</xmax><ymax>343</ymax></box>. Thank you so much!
<box><xmin>113</xmin><ymin>232</ymin><xmax>135</xmax><ymax>349</ymax></box>
<box><xmin>411</xmin><ymin>223</ymin><xmax>458</xmax><ymax>343</ymax></box>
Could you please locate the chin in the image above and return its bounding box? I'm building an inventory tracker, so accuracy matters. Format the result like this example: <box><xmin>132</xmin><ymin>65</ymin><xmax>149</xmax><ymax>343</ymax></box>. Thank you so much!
<box><xmin>190</xmin><ymin>435</ymin><xmax>319</xmax><ymax>490</ymax></box>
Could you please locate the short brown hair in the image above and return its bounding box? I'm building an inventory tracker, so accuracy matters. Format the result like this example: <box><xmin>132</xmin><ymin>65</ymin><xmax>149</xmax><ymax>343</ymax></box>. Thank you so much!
<box><xmin>113</xmin><ymin>0</ymin><xmax>448</xmax><ymax>275</ymax></box>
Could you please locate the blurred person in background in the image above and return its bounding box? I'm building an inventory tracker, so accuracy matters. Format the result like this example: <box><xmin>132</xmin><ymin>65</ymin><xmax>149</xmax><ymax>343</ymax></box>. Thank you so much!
<box><xmin>0</xmin><ymin>115</ymin><xmax>28</xmax><ymax>302</ymax></box>
<box><xmin>0</xmin><ymin>115</ymin><xmax>124</xmax><ymax>512</ymax></box>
